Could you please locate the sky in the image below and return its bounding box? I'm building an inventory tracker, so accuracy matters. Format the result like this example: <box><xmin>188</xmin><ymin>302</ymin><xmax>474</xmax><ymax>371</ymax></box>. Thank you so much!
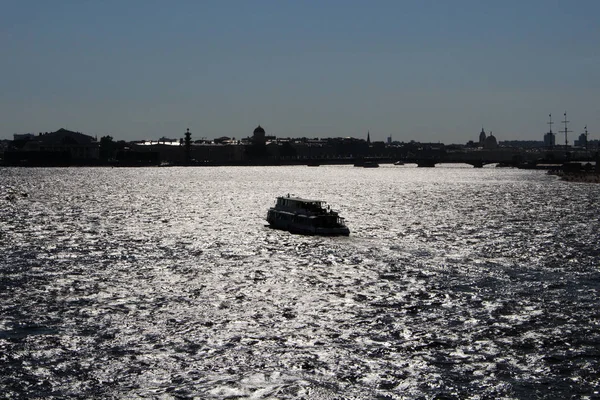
<box><xmin>1</xmin><ymin>0</ymin><xmax>599</xmax><ymax>144</ymax></box>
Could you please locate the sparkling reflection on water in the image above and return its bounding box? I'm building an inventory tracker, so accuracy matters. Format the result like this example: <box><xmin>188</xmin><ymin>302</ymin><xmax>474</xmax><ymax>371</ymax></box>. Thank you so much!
<box><xmin>1</xmin><ymin>165</ymin><xmax>599</xmax><ymax>399</ymax></box>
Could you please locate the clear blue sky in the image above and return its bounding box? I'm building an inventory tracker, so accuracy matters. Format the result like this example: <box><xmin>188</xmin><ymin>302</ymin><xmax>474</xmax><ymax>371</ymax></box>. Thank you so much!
<box><xmin>1</xmin><ymin>0</ymin><xmax>598</xmax><ymax>143</ymax></box>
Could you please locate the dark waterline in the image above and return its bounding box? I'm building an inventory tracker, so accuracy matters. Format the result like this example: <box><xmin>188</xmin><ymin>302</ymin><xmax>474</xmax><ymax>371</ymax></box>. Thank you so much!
<box><xmin>1</xmin><ymin>166</ymin><xmax>599</xmax><ymax>399</ymax></box>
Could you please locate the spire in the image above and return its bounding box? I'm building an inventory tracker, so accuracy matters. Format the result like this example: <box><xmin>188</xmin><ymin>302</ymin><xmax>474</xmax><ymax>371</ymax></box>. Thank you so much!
<box><xmin>479</xmin><ymin>126</ymin><xmax>487</xmax><ymax>145</ymax></box>
<box><xmin>367</xmin><ymin>130</ymin><xmax>371</xmax><ymax>145</ymax></box>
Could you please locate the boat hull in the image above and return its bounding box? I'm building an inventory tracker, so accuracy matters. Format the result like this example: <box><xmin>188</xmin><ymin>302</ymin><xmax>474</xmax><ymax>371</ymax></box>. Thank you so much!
<box><xmin>266</xmin><ymin>210</ymin><xmax>350</xmax><ymax>236</ymax></box>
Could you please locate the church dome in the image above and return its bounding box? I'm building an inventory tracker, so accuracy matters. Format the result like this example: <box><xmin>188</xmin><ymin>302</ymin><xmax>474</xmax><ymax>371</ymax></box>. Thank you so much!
<box><xmin>483</xmin><ymin>133</ymin><xmax>498</xmax><ymax>149</ymax></box>
<box><xmin>253</xmin><ymin>125</ymin><xmax>265</xmax><ymax>135</ymax></box>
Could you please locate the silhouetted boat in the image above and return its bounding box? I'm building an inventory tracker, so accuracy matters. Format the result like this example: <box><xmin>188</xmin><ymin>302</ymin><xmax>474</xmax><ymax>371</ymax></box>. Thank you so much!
<box><xmin>362</xmin><ymin>161</ymin><xmax>379</xmax><ymax>168</ymax></box>
<box><xmin>266</xmin><ymin>195</ymin><xmax>350</xmax><ymax>236</ymax></box>
<box><xmin>354</xmin><ymin>160</ymin><xmax>379</xmax><ymax>168</ymax></box>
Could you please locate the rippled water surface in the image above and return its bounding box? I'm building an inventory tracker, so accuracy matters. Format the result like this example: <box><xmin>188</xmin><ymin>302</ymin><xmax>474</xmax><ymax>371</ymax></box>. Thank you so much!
<box><xmin>1</xmin><ymin>166</ymin><xmax>599</xmax><ymax>399</ymax></box>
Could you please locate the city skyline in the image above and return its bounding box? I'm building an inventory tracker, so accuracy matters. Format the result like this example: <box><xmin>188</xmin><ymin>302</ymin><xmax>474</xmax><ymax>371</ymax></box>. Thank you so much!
<box><xmin>2</xmin><ymin>1</ymin><xmax>599</xmax><ymax>143</ymax></box>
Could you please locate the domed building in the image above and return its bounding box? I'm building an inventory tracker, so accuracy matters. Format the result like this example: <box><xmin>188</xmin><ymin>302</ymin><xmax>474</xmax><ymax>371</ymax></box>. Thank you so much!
<box><xmin>253</xmin><ymin>125</ymin><xmax>266</xmax><ymax>144</ymax></box>
<box><xmin>483</xmin><ymin>131</ymin><xmax>498</xmax><ymax>149</ymax></box>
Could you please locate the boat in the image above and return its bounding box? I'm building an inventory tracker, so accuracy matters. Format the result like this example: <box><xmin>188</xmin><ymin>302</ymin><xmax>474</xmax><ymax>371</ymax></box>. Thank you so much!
<box><xmin>266</xmin><ymin>195</ymin><xmax>350</xmax><ymax>236</ymax></box>
<box><xmin>354</xmin><ymin>159</ymin><xmax>379</xmax><ymax>168</ymax></box>
<box><xmin>362</xmin><ymin>161</ymin><xmax>379</xmax><ymax>168</ymax></box>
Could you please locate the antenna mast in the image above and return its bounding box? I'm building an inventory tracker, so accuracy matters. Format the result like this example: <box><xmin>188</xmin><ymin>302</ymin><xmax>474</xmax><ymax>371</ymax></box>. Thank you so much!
<box><xmin>548</xmin><ymin>113</ymin><xmax>553</xmax><ymax>133</ymax></box>
<box><xmin>562</xmin><ymin>112</ymin><xmax>572</xmax><ymax>147</ymax></box>
<box><xmin>562</xmin><ymin>112</ymin><xmax>572</xmax><ymax>160</ymax></box>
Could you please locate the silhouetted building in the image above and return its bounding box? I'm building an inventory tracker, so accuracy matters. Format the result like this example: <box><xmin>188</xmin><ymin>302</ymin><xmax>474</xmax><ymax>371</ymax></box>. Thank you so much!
<box><xmin>479</xmin><ymin>128</ymin><xmax>487</xmax><ymax>146</ymax></box>
<box><xmin>13</xmin><ymin>133</ymin><xmax>36</xmax><ymax>141</ymax></box>
<box><xmin>23</xmin><ymin>129</ymin><xmax>99</xmax><ymax>158</ymax></box>
<box><xmin>483</xmin><ymin>131</ymin><xmax>498</xmax><ymax>149</ymax></box>
<box><xmin>214</xmin><ymin>136</ymin><xmax>231</xmax><ymax>144</ymax></box>
<box><xmin>253</xmin><ymin>125</ymin><xmax>266</xmax><ymax>145</ymax></box>
<box><xmin>247</xmin><ymin>125</ymin><xmax>268</xmax><ymax>161</ymax></box>
<box><xmin>500</xmin><ymin>140</ymin><xmax>544</xmax><ymax>149</ymax></box>
<box><xmin>4</xmin><ymin>128</ymin><xmax>100</xmax><ymax>165</ymax></box>
<box><xmin>0</xmin><ymin>140</ymin><xmax>9</xmax><ymax>157</ymax></box>
<box><xmin>575</xmin><ymin>127</ymin><xmax>588</xmax><ymax>148</ymax></box>
<box><xmin>544</xmin><ymin>130</ymin><xmax>556</xmax><ymax>147</ymax></box>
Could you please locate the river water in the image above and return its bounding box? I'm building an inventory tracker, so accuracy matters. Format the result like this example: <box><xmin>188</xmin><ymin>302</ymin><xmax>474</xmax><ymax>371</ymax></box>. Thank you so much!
<box><xmin>1</xmin><ymin>165</ymin><xmax>599</xmax><ymax>399</ymax></box>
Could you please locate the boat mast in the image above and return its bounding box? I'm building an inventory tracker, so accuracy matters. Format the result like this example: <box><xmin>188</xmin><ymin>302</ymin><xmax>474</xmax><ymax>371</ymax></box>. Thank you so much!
<box><xmin>562</xmin><ymin>112</ymin><xmax>572</xmax><ymax>158</ymax></box>
<box><xmin>548</xmin><ymin>113</ymin><xmax>554</xmax><ymax>148</ymax></box>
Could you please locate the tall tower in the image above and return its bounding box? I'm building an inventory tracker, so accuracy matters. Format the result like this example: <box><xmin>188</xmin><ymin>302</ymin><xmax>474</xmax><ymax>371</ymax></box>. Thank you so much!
<box><xmin>479</xmin><ymin>127</ymin><xmax>486</xmax><ymax>146</ymax></box>
<box><xmin>184</xmin><ymin>128</ymin><xmax>192</xmax><ymax>164</ymax></box>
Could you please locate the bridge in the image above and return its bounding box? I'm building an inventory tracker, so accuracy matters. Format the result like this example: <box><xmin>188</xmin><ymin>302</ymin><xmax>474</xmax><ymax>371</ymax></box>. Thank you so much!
<box><xmin>343</xmin><ymin>149</ymin><xmax>592</xmax><ymax>168</ymax></box>
<box><xmin>402</xmin><ymin>150</ymin><xmax>523</xmax><ymax>167</ymax></box>
<box><xmin>268</xmin><ymin>150</ymin><xmax>567</xmax><ymax>167</ymax></box>
<box><xmin>357</xmin><ymin>149</ymin><xmax>535</xmax><ymax>168</ymax></box>
<box><xmin>394</xmin><ymin>148</ymin><xmax>589</xmax><ymax>168</ymax></box>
